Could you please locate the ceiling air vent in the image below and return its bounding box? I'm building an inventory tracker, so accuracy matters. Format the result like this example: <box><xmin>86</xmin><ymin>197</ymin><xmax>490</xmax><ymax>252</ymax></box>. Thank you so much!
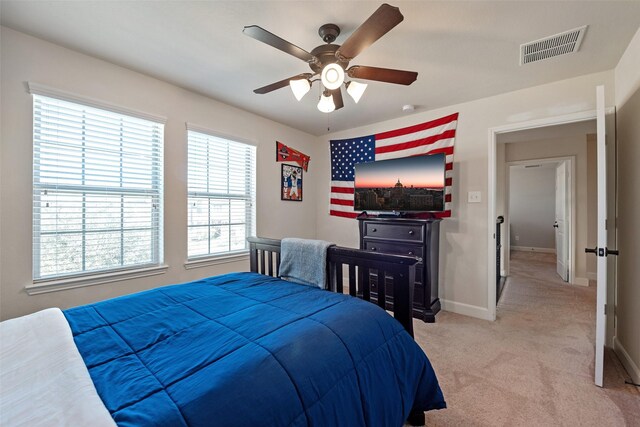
<box><xmin>520</xmin><ymin>25</ymin><xmax>587</xmax><ymax>65</ymax></box>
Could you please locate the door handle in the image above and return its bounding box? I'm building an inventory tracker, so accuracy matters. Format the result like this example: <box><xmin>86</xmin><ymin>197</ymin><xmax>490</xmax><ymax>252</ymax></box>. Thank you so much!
<box><xmin>585</xmin><ymin>247</ymin><xmax>619</xmax><ymax>257</ymax></box>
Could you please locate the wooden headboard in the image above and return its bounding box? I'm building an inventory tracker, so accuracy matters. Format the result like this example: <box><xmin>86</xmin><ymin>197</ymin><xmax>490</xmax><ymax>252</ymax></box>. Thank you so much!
<box><xmin>247</xmin><ymin>237</ymin><xmax>420</xmax><ymax>337</ymax></box>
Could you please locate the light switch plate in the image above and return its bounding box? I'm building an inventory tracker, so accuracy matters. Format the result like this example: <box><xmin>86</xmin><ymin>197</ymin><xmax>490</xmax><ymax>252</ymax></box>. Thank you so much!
<box><xmin>468</xmin><ymin>191</ymin><xmax>482</xmax><ymax>203</ymax></box>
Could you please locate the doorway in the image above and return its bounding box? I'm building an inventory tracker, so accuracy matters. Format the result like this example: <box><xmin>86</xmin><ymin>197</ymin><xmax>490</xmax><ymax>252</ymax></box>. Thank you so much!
<box><xmin>488</xmin><ymin>103</ymin><xmax>617</xmax><ymax>388</ymax></box>
<box><xmin>504</xmin><ymin>158</ymin><xmax>575</xmax><ymax>285</ymax></box>
<box><xmin>488</xmin><ymin>112</ymin><xmax>604</xmax><ymax>319</ymax></box>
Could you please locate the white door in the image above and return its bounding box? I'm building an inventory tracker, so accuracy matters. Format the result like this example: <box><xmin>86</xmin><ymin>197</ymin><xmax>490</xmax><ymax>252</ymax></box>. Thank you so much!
<box><xmin>555</xmin><ymin>162</ymin><xmax>569</xmax><ymax>282</ymax></box>
<box><xmin>593</xmin><ymin>85</ymin><xmax>608</xmax><ymax>387</ymax></box>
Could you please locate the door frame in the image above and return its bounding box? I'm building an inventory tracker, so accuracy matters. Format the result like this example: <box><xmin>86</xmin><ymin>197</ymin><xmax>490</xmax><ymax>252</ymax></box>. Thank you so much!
<box><xmin>487</xmin><ymin>108</ymin><xmax>614</xmax><ymax>320</ymax></box>
<box><xmin>504</xmin><ymin>156</ymin><xmax>576</xmax><ymax>283</ymax></box>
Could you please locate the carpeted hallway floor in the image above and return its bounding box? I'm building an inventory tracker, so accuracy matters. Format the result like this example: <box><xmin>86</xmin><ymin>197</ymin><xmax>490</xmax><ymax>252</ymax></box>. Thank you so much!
<box><xmin>414</xmin><ymin>251</ymin><xmax>640</xmax><ymax>426</ymax></box>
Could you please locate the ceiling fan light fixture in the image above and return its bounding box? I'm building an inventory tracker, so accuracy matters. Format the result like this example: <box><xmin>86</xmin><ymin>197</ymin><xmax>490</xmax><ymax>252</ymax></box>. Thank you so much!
<box><xmin>321</xmin><ymin>63</ymin><xmax>345</xmax><ymax>90</ymax></box>
<box><xmin>289</xmin><ymin>78</ymin><xmax>311</xmax><ymax>101</ymax></box>
<box><xmin>317</xmin><ymin>91</ymin><xmax>335</xmax><ymax>113</ymax></box>
<box><xmin>346</xmin><ymin>81</ymin><xmax>368</xmax><ymax>103</ymax></box>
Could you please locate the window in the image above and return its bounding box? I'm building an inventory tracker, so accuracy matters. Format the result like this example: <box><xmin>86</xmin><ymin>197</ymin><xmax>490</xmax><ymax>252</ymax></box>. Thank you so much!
<box><xmin>33</xmin><ymin>94</ymin><xmax>164</xmax><ymax>281</ymax></box>
<box><xmin>187</xmin><ymin>129</ymin><xmax>256</xmax><ymax>259</ymax></box>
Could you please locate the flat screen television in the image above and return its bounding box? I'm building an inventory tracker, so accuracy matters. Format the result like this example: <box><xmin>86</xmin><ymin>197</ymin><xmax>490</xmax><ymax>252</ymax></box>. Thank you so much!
<box><xmin>354</xmin><ymin>153</ymin><xmax>446</xmax><ymax>212</ymax></box>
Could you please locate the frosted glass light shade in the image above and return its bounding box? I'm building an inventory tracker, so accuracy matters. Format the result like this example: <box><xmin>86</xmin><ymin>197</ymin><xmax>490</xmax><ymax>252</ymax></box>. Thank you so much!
<box><xmin>317</xmin><ymin>92</ymin><xmax>335</xmax><ymax>113</ymax></box>
<box><xmin>346</xmin><ymin>81</ymin><xmax>367</xmax><ymax>103</ymax></box>
<box><xmin>320</xmin><ymin>63</ymin><xmax>345</xmax><ymax>90</ymax></box>
<box><xmin>289</xmin><ymin>79</ymin><xmax>310</xmax><ymax>101</ymax></box>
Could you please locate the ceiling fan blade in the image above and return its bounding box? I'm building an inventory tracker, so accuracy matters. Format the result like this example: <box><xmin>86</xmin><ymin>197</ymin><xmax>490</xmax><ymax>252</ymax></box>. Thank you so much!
<box><xmin>347</xmin><ymin>66</ymin><xmax>417</xmax><ymax>85</ymax></box>
<box><xmin>243</xmin><ymin>25</ymin><xmax>319</xmax><ymax>64</ymax></box>
<box><xmin>335</xmin><ymin>4</ymin><xmax>404</xmax><ymax>61</ymax></box>
<box><xmin>254</xmin><ymin>73</ymin><xmax>312</xmax><ymax>94</ymax></box>
<box><xmin>331</xmin><ymin>88</ymin><xmax>344</xmax><ymax>110</ymax></box>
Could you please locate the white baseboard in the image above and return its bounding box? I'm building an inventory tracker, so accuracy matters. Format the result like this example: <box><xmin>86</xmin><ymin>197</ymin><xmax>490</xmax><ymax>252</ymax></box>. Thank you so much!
<box><xmin>573</xmin><ymin>277</ymin><xmax>590</xmax><ymax>287</ymax></box>
<box><xmin>587</xmin><ymin>272</ymin><xmax>597</xmax><ymax>281</ymax></box>
<box><xmin>440</xmin><ymin>299</ymin><xmax>493</xmax><ymax>321</ymax></box>
<box><xmin>511</xmin><ymin>246</ymin><xmax>556</xmax><ymax>254</ymax></box>
<box><xmin>613</xmin><ymin>336</ymin><xmax>640</xmax><ymax>384</ymax></box>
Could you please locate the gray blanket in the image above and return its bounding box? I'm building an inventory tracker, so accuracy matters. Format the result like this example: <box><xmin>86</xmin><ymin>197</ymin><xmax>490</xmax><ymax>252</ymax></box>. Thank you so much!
<box><xmin>279</xmin><ymin>238</ymin><xmax>335</xmax><ymax>289</ymax></box>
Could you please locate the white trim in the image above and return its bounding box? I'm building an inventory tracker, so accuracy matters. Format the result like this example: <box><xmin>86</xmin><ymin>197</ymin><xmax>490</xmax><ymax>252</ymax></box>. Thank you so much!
<box><xmin>511</xmin><ymin>246</ymin><xmax>556</xmax><ymax>254</ymax></box>
<box><xmin>25</xmin><ymin>265</ymin><xmax>169</xmax><ymax>295</ymax></box>
<box><xmin>613</xmin><ymin>336</ymin><xmax>640</xmax><ymax>384</ymax></box>
<box><xmin>440</xmin><ymin>299</ymin><xmax>493</xmax><ymax>321</ymax></box>
<box><xmin>573</xmin><ymin>277</ymin><xmax>590</xmax><ymax>287</ymax></box>
<box><xmin>27</xmin><ymin>82</ymin><xmax>166</xmax><ymax>123</ymax></box>
<box><xmin>185</xmin><ymin>122</ymin><xmax>259</xmax><ymax>147</ymax></box>
<box><xmin>487</xmin><ymin>125</ymin><xmax>498</xmax><ymax>321</ymax></box>
<box><xmin>184</xmin><ymin>252</ymin><xmax>250</xmax><ymax>270</ymax></box>
<box><xmin>487</xmin><ymin>107</ymin><xmax>614</xmax><ymax>322</ymax></box>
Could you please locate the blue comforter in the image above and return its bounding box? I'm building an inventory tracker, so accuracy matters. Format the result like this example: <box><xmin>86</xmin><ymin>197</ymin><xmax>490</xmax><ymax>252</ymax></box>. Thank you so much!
<box><xmin>64</xmin><ymin>272</ymin><xmax>445</xmax><ymax>426</ymax></box>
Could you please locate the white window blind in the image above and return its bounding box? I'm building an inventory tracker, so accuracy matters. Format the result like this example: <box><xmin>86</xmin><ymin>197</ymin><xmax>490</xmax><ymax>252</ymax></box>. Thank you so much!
<box><xmin>33</xmin><ymin>94</ymin><xmax>164</xmax><ymax>280</ymax></box>
<box><xmin>187</xmin><ymin>129</ymin><xmax>256</xmax><ymax>259</ymax></box>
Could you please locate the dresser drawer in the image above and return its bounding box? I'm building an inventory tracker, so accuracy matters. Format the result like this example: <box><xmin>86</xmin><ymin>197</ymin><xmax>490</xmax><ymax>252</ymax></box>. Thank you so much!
<box><xmin>362</xmin><ymin>221</ymin><xmax>424</xmax><ymax>242</ymax></box>
<box><xmin>363</xmin><ymin>240</ymin><xmax>423</xmax><ymax>258</ymax></box>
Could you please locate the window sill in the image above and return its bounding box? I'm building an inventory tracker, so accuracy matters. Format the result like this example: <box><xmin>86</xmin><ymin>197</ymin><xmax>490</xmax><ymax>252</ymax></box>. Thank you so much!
<box><xmin>184</xmin><ymin>252</ymin><xmax>249</xmax><ymax>270</ymax></box>
<box><xmin>26</xmin><ymin>265</ymin><xmax>169</xmax><ymax>295</ymax></box>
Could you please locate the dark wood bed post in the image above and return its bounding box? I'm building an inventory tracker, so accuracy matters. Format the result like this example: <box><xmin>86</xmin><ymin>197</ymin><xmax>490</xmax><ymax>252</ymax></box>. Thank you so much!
<box><xmin>247</xmin><ymin>237</ymin><xmax>426</xmax><ymax>425</ymax></box>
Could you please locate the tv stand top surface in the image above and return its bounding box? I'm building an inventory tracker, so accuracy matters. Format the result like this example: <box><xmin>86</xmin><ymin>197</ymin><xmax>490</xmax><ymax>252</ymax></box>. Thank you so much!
<box><xmin>356</xmin><ymin>214</ymin><xmax>442</xmax><ymax>223</ymax></box>
<box><xmin>377</xmin><ymin>212</ymin><xmax>403</xmax><ymax>218</ymax></box>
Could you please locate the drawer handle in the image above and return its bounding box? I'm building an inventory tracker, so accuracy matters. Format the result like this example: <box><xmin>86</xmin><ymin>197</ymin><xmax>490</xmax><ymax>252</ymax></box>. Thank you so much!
<box><xmin>372</xmin><ymin>228</ymin><xmax>377</xmax><ymax>232</ymax></box>
<box><xmin>408</xmin><ymin>251</ymin><xmax>414</xmax><ymax>255</ymax></box>
<box><xmin>408</xmin><ymin>230</ymin><xmax>414</xmax><ymax>235</ymax></box>
<box><xmin>371</xmin><ymin>247</ymin><xmax>377</xmax><ymax>251</ymax></box>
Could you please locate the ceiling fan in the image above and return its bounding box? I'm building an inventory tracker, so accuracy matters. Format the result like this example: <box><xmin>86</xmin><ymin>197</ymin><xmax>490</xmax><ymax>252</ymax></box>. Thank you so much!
<box><xmin>243</xmin><ymin>3</ymin><xmax>418</xmax><ymax>113</ymax></box>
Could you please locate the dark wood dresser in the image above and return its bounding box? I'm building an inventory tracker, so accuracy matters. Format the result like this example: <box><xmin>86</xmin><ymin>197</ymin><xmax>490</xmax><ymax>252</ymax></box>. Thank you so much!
<box><xmin>357</xmin><ymin>217</ymin><xmax>441</xmax><ymax>322</ymax></box>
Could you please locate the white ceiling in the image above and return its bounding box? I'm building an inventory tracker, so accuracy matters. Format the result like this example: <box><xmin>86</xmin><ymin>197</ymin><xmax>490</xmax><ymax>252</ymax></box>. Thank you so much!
<box><xmin>1</xmin><ymin>1</ymin><xmax>639</xmax><ymax>136</ymax></box>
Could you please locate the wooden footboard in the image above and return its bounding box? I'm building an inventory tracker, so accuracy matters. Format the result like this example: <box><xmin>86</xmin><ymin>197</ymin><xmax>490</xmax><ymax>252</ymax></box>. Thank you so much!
<box><xmin>247</xmin><ymin>237</ymin><xmax>420</xmax><ymax>338</ymax></box>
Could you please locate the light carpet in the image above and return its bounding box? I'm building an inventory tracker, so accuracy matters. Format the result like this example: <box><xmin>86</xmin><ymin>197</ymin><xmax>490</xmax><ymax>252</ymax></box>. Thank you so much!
<box><xmin>414</xmin><ymin>251</ymin><xmax>639</xmax><ymax>426</ymax></box>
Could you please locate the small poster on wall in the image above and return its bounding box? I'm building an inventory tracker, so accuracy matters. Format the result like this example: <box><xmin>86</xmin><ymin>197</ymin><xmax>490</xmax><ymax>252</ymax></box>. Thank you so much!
<box><xmin>281</xmin><ymin>164</ymin><xmax>303</xmax><ymax>201</ymax></box>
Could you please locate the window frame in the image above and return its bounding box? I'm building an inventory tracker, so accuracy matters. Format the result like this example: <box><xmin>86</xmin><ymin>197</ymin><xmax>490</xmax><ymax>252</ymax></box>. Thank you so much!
<box><xmin>185</xmin><ymin>125</ymin><xmax>257</xmax><ymax>262</ymax></box>
<box><xmin>29</xmin><ymin>83</ymin><xmax>166</xmax><ymax>286</ymax></box>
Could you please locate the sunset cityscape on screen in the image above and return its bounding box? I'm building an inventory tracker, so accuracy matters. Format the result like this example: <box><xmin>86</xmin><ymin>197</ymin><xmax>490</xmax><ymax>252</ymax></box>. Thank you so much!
<box><xmin>354</xmin><ymin>154</ymin><xmax>445</xmax><ymax>212</ymax></box>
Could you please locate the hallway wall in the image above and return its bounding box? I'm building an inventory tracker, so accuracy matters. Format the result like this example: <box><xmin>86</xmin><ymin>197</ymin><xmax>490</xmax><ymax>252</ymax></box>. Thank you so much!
<box><xmin>508</xmin><ymin>166</ymin><xmax>556</xmax><ymax>250</ymax></box>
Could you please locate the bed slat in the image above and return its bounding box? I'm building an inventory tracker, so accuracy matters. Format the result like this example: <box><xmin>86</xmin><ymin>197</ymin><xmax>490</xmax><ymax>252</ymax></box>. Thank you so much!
<box><xmin>361</xmin><ymin>266</ymin><xmax>371</xmax><ymax>302</ymax></box>
<box><xmin>335</xmin><ymin>263</ymin><xmax>343</xmax><ymax>294</ymax></box>
<box><xmin>348</xmin><ymin>265</ymin><xmax>357</xmax><ymax>296</ymax></box>
<box><xmin>377</xmin><ymin>269</ymin><xmax>387</xmax><ymax>309</ymax></box>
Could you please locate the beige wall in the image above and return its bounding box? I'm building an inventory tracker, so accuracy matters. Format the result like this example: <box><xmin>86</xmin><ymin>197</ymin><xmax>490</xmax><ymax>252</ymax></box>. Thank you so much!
<box><xmin>614</xmin><ymin>27</ymin><xmax>640</xmax><ymax>384</ymax></box>
<box><xmin>315</xmin><ymin>71</ymin><xmax>615</xmax><ymax>319</ymax></box>
<box><xmin>0</xmin><ymin>27</ymin><xmax>321</xmax><ymax>320</ymax></box>
<box><xmin>504</xmin><ymin>136</ymin><xmax>593</xmax><ymax>284</ymax></box>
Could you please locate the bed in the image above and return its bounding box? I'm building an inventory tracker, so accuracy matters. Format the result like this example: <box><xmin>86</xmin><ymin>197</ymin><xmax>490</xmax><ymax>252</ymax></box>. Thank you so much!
<box><xmin>0</xmin><ymin>237</ymin><xmax>445</xmax><ymax>426</ymax></box>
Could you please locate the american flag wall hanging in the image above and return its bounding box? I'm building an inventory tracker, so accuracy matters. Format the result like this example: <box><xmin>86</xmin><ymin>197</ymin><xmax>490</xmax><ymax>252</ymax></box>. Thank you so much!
<box><xmin>329</xmin><ymin>113</ymin><xmax>458</xmax><ymax>219</ymax></box>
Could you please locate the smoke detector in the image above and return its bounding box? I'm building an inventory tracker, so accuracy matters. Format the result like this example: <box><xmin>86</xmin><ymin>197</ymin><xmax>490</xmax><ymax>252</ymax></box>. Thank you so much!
<box><xmin>520</xmin><ymin>25</ymin><xmax>587</xmax><ymax>65</ymax></box>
